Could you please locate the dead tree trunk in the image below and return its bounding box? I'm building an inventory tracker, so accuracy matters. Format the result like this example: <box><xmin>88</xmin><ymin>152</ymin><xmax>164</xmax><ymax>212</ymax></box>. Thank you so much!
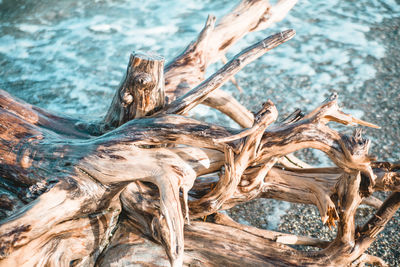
<box><xmin>0</xmin><ymin>1</ymin><xmax>399</xmax><ymax>266</ymax></box>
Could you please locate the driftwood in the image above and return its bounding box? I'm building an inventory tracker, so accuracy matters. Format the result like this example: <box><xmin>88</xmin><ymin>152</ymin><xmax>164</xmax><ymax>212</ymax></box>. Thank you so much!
<box><xmin>0</xmin><ymin>0</ymin><xmax>399</xmax><ymax>266</ymax></box>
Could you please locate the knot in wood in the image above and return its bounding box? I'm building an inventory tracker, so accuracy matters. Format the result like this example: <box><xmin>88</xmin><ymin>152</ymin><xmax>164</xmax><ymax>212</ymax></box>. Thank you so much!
<box><xmin>122</xmin><ymin>91</ymin><xmax>134</xmax><ymax>106</ymax></box>
<box><xmin>134</xmin><ymin>72</ymin><xmax>153</xmax><ymax>87</ymax></box>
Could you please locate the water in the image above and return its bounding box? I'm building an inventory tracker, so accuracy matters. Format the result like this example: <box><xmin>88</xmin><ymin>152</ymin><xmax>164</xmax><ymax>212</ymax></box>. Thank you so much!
<box><xmin>0</xmin><ymin>0</ymin><xmax>236</xmax><ymax>115</ymax></box>
<box><xmin>1</xmin><ymin>0</ymin><xmax>399</xmax><ymax>162</ymax></box>
<box><xmin>1</xmin><ymin>0</ymin><xmax>399</xmax><ymax>201</ymax></box>
<box><xmin>1</xmin><ymin>0</ymin><xmax>399</xmax><ymax>263</ymax></box>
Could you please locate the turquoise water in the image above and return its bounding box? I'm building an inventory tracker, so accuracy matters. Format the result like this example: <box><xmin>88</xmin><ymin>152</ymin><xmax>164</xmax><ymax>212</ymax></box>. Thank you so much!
<box><xmin>0</xmin><ymin>0</ymin><xmax>399</xmax><ymax>161</ymax></box>
<box><xmin>0</xmin><ymin>1</ymin><xmax>399</xmax><ymax>264</ymax></box>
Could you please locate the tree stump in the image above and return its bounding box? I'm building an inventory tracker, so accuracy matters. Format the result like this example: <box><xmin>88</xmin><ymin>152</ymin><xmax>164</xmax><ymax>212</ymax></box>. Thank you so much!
<box><xmin>103</xmin><ymin>51</ymin><xmax>166</xmax><ymax>130</ymax></box>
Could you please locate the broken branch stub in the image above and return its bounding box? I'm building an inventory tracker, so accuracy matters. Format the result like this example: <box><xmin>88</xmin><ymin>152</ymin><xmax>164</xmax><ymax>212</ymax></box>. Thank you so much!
<box><xmin>103</xmin><ymin>51</ymin><xmax>165</xmax><ymax>130</ymax></box>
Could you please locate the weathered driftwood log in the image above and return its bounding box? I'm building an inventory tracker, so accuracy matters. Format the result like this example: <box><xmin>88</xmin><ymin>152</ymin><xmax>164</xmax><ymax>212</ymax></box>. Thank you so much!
<box><xmin>0</xmin><ymin>0</ymin><xmax>399</xmax><ymax>266</ymax></box>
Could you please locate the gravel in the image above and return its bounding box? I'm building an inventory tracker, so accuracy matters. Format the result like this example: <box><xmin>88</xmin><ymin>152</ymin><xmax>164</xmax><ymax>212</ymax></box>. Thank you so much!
<box><xmin>227</xmin><ymin>14</ymin><xmax>400</xmax><ymax>267</ymax></box>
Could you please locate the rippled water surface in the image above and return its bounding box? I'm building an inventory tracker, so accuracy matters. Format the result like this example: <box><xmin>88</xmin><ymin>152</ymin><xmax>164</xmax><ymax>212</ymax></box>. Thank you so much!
<box><xmin>0</xmin><ymin>0</ymin><xmax>399</xmax><ymax>159</ymax></box>
<box><xmin>1</xmin><ymin>0</ymin><xmax>400</xmax><ymax>264</ymax></box>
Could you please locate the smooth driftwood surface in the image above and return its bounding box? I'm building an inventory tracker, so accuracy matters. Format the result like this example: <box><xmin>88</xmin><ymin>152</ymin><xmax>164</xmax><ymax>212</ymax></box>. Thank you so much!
<box><xmin>0</xmin><ymin>1</ymin><xmax>399</xmax><ymax>267</ymax></box>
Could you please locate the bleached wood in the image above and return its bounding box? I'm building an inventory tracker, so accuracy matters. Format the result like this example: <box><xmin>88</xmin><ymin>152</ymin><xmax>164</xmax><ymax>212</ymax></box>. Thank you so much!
<box><xmin>0</xmin><ymin>1</ymin><xmax>399</xmax><ymax>267</ymax></box>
